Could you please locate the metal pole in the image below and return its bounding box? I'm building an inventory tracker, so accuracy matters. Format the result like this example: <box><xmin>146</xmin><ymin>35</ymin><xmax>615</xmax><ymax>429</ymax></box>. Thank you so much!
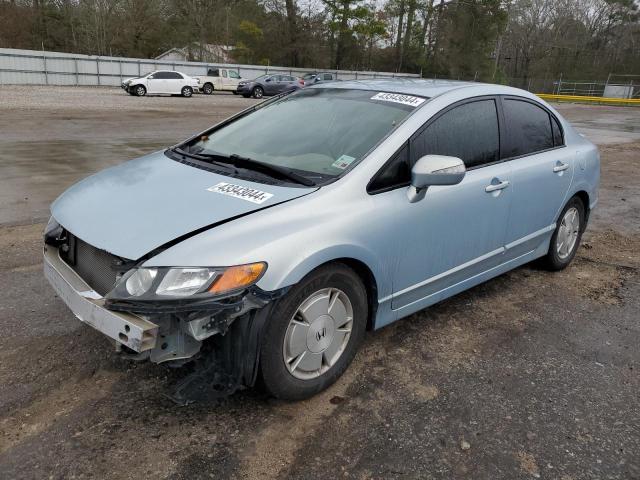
<box><xmin>557</xmin><ymin>73</ymin><xmax>562</xmax><ymax>95</ymax></box>
<box><xmin>96</xmin><ymin>57</ymin><xmax>100</xmax><ymax>85</ymax></box>
<box><xmin>42</xmin><ymin>47</ymin><xmax>49</xmax><ymax>85</ymax></box>
<box><xmin>74</xmin><ymin>57</ymin><xmax>79</xmax><ymax>86</ymax></box>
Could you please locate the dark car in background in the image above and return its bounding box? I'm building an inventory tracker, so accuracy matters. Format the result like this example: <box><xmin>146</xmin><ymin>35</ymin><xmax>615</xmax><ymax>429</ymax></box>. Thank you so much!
<box><xmin>302</xmin><ymin>72</ymin><xmax>338</xmax><ymax>86</ymax></box>
<box><xmin>237</xmin><ymin>74</ymin><xmax>304</xmax><ymax>98</ymax></box>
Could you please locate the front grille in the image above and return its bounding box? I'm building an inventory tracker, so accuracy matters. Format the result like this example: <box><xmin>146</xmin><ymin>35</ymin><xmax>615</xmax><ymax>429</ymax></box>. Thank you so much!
<box><xmin>60</xmin><ymin>233</ymin><xmax>130</xmax><ymax>296</ymax></box>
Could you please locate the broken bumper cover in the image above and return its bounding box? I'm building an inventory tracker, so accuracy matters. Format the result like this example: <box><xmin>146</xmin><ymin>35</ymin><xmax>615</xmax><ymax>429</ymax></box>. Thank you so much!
<box><xmin>43</xmin><ymin>245</ymin><xmax>158</xmax><ymax>352</ymax></box>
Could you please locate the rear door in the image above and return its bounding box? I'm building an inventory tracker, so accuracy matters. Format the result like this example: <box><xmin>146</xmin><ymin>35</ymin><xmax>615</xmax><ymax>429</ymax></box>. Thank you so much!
<box><xmin>500</xmin><ymin>97</ymin><xmax>573</xmax><ymax>259</ymax></box>
<box><xmin>166</xmin><ymin>72</ymin><xmax>184</xmax><ymax>94</ymax></box>
<box><xmin>220</xmin><ymin>69</ymin><xmax>231</xmax><ymax>90</ymax></box>
<box><xmin>383</xmin><ymin>98</ymin><xmax>513</xmax><ymax>311</ymax></box>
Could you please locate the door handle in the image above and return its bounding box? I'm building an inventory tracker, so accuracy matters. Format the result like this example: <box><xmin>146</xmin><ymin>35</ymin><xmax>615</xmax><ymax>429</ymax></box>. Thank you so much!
<box><xmin>485</xmin><ymin>180</ymin><xmax>510</xmax><ymax>193</ymax></box>
<box><xmin>553</xmin><ymin>162</ymin><xmax>569</xmax><ymax>172</ymax></box>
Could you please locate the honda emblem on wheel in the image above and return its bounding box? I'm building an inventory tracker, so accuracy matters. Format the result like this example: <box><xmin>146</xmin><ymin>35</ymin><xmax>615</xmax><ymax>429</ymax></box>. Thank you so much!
<box><xmin>315</xmin><ymin>327</ymin><xmax>327</xmax><ymax>342</ymax></box>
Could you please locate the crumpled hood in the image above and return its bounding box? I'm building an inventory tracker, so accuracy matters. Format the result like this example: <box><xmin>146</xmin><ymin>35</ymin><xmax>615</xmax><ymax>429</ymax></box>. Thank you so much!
<box><xmin>51</xmin><ymin>151</ymin><xmax>315</xmax><ymax>260</ymax></box>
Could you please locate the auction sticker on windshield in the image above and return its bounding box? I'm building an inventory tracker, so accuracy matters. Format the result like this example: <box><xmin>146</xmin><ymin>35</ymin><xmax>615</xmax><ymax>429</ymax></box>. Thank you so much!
<box><xmin>207</xmin><ymin>182</ymin><xmax>274</xmax><ymax>204</ymax></box>
<box><xmin>371</xmin><ymin>92</ymin><xmax>426</xmax><ymax>107</ymax></box>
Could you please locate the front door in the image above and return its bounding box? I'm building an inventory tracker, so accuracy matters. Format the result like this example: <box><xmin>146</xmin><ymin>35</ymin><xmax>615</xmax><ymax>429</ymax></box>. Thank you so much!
<box><xmin>389</xmin><ymin>98</ymin><xmax>513</xmax><ymax>312</ymax></box>
<box><xmin>264</xmin><ymin>75</ymin><xmax>279</xmax><ymax>95</ymax></box>
<box><xmin>500</xmin><ymin>97</ymin><xmax>574</xmax><ymax>259</ymax></box>
<box><xmin>227</xmin><ymin>70</ymin><xmax>242</xmax><ymax>90</ymax></box>
<box><xmin>146</xmin><ymin>73</ymin><xmax>166</xmax><ymax>94</ymax></box>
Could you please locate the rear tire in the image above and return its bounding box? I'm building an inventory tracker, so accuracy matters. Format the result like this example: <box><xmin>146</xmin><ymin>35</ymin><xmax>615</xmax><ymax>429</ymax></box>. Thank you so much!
<box><xmin>181</xmin><ymin>86</ymin><xmax>193</xmax><ymax>98</ymax></box>
<box><xmin>541</xmin><ymin>196</ymin><xmax>585</xmax><ymax>271</ymax></box>
<box><xmin>260</xmin><ymin>263</ymin><xmax>367</xmax><ymax>400</ymax></box>
<box><xmin>134</xmin><ymin>85</ymin><xmax>146</xmax><ymax>97</ymax></box>
<box><xmin>202</xmin><ymin>83</ymin><xmax>214</xmax><ymax>95</ymax></box>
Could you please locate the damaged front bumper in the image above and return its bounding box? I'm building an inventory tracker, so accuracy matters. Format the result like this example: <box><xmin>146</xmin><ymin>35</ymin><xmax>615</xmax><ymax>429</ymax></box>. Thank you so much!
<box><xmin>44</xmin><ymin>244</ymin><xmax>284</xmax><ymax>371</ymax></box>
<box><xmin>44</xmin><ymin>245</ymin><xmax>159</xmax><ymax>352</ymax></box>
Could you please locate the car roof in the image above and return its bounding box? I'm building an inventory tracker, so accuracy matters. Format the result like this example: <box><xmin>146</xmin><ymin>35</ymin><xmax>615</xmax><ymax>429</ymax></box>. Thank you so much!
<box><xmin>311</xmin><ymin>78</ymin><xmax>519</xmax><ymax>99</ymax></box>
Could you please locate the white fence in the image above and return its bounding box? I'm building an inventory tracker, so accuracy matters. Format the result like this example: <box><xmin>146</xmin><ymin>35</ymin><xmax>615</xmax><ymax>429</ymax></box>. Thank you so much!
<box><xmin>0</xmin><ymin>48</ymin><xmax>419</xmax><ymax>86</ymax></box>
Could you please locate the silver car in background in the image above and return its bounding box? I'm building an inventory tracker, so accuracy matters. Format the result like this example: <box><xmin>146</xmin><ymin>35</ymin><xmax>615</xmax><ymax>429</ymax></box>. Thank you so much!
<box><xmin>44</xmin><ymin>80</ymin><xmax>599</xmax><ymax>401</ymax></box>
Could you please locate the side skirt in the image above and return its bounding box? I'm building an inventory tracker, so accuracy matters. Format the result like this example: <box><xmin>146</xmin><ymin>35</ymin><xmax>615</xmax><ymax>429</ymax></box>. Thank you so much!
<box><xmin>374</xmin><ymin>238</ymin><xmax>550</xmax><ymax>330</ymax></box>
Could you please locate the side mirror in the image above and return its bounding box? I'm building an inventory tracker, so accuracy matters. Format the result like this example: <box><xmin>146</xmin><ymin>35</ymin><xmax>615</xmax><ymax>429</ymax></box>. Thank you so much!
<box><xmin>265</xmin><ymin>78</ymin><xmax>272</xmax><ymax>82</ymax></box>
<box><xmin>407</xmin><ymin>155</ymin><xmax>465</xmax><ymax>203</ymax></box>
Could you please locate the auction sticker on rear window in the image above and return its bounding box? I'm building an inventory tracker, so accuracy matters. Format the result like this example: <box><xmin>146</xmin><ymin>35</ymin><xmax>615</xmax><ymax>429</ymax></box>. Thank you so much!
<box><xmin>371</xmin><ymin>92</ymin><xmax>425</xmax><ymax>107</ymax></box>
<box><xmin>207</xmin><ymin>182</ymin><xmax>273</xmax><ymax>204</ymax></box>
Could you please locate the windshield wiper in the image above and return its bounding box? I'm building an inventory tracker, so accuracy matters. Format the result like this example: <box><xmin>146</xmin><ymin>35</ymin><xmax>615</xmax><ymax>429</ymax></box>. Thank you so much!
<box><xmin>228</xmin><ymin>154</ymin><xmax>316</xmax><ymax>187</ymax></box>
<box><xmin>173</xmin><ymin>146</ymin><xmax>314</xmax><ymax>187</ymax></box>
<box><xmin>194</xmin><ymin>152</ymin><xmax>315</xmax><ymax>187</ymax></box>
<box><xmin>170</xmin><ymin>147</ymin><xmax>238</xmax><ymax>173</ymax></box>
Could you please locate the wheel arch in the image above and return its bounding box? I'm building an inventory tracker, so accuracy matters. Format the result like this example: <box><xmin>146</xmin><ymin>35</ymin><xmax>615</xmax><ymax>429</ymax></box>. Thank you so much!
<box><xmin>270</xmin><ymin>250</ymin><xmax>382</xmax><ymax>332</ymax></box>
<box><xmin>329</xmin><ymin>258</ymin><xmax>378</xmax><ymax>331</ymax></box>
<box><xmin>572</xmin><ymin>190</ymin><xmax>591</xmax><ymax>228</ymax></box>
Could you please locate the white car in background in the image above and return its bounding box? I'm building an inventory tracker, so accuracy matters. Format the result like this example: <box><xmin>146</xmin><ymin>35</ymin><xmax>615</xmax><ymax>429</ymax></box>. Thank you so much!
<box><xmin>121</xmin><ymin>70</ymin><xmax>199</xmax><ymax>97</ymax></box>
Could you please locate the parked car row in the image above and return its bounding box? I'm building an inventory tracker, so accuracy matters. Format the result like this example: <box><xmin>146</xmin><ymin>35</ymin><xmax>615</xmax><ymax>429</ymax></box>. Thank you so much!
<box><xmin>121</xmin><ymin>69</ymin><xmax>340</xmax><ymax>98</ymax></box>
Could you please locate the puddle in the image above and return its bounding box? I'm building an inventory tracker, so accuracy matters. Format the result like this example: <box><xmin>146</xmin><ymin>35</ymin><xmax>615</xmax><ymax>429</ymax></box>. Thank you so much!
<box><xmin>0</xmin><ymin>139</ymin><xmax>165</xmax><ymax>226</ymax></box>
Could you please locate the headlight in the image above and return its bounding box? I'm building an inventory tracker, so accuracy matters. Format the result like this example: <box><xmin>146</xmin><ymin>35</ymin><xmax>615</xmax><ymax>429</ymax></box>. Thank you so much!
<box><xmin>43</xmin><ymin>216</ymin><xmax>62</xmax><ymax>239</ymax></box>
<box><xmin>109</xmin><ymin>262</ymin><xmax>266</xmax><ymax>300</ymax></box>
<box><xmin>156</xmin><ymin>268</ymin><xmax>215</xmax><ymax>296</ymax></box>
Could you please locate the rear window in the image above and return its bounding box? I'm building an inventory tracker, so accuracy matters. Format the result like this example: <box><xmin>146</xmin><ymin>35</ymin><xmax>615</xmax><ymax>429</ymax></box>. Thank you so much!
<box><xmin>502</xmin><ymin>99</ymin><xmax>554</xmax><ymax>158</ymax></box>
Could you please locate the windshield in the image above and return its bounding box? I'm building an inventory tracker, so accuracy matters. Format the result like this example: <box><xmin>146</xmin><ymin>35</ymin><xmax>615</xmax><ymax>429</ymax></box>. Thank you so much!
<box><xmin>185</xmin><ymin>88</ymin><xmax>423</xmax><ymax>180</ymax></box>
<box><xmin>302</xmin><ymin>73</ymin><xmax>316</xmax><ymax>80</ymax></box>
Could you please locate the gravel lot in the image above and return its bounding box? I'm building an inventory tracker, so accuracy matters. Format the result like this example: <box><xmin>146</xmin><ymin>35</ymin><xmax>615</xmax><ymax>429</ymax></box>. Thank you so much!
<box><xmin>0</xmin><ymin>86</ymin><xmax>638</xmax><ymax>480</ymax></box>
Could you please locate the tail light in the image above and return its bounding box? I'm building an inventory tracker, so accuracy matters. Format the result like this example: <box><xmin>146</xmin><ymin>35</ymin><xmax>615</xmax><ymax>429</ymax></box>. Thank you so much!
<box><xmin>299</xmin><ymin>79</ymin><xmax>304</xmax><ymax>86</ymax></box>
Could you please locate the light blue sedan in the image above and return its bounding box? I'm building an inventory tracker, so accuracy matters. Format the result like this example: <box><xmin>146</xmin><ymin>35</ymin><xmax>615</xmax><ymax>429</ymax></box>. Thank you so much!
<box><xmin>43</xmin><ymin>79</ymin><xmax>599</xmax><ymax>401</ymax></box>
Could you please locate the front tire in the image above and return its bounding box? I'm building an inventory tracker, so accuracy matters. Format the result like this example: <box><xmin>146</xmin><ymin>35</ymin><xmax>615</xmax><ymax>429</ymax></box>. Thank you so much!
<box><xmin>541</xmin><ymin>196</ymin><xmax>585</xmax><ymax>271</ymax></box>
<box><xmin>252</xmin><ymin>86</ymin><xmax>264</xmax><ymax>99</ymax></box>
<box><xmin>260</xmin><ymin>264</ymin><xmax>367</xmax><ymax>400</ymax></box>
<box><xmin>134</xmin><ymin>85</ymin><xmax>146</xmax><ymax>96</ymax></box>
<box><xmin>181</xmin><ymin>86</ymin><xmax>193</xmax><ymax>97</ymax></box>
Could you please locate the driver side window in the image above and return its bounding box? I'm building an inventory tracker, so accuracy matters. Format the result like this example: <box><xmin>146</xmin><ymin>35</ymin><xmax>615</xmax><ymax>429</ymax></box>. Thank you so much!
<box><xmin>411</xmin><ymin>99</ymin><xmax>500</xmax><ymax>169</ymax></box>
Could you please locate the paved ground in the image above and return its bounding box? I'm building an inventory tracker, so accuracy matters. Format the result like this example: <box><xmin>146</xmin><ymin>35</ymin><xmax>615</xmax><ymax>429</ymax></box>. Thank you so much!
<box><xmin>0</xmin><ymin>86</ymin><xmax>638</xmax><ymax>479</ymax></box>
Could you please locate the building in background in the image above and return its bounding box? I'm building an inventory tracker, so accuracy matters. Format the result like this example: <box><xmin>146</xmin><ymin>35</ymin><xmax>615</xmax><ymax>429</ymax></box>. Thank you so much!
<box><xmin>155</xmin><ymin>44</ymin><xmax>235</xmax><ymax>64</ymax></box>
